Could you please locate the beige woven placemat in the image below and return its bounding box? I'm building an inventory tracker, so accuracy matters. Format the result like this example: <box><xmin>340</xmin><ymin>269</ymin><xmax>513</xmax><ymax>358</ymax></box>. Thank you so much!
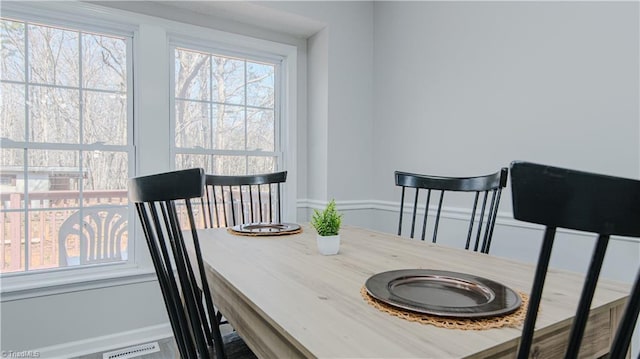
<box><xmin>227</xmin><ymin>226</ymin><xmax>303</xmax><ymax>237</ymax></box>
<box><xmin>360</xmin><ymin>286</ymin><xmax>529</xmax><ymax>330</ymax></box>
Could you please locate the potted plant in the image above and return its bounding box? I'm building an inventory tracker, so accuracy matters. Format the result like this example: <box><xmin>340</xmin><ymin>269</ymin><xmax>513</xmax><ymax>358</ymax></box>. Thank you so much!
<box><xmin>311</xmin><ymin>199</ymin><xmax>343</xmax><ymax>255</ymax></box>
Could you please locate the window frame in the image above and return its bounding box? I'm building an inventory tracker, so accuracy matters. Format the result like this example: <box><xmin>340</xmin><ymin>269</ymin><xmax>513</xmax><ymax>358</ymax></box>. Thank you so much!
<box><xmin>0</xmin><ymin>2</ymin><xmax>146</xmax><ymax>300</ymax></box>
<box><xmin>169</xmin><ymin>39</ymin><xmax>283</xmax><ymax>176</ymax></box>
<box><xmin>0</xmin><ymin>14</ymin><xmax>136</xmax><ymax>271</ymax></box>
<box><xmin>167</xmin><ymin>31</ymin><xmax>297</xmax><ymax>222</ymax></box>
<box><xmin>0</xmin><ymin>1</ymin><xmax>297</xmax><ymax>301</ymax></box>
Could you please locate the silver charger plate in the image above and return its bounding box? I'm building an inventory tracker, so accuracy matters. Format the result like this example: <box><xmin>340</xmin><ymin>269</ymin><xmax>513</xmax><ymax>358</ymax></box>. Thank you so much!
<box><xmin>365</xmin><ymin>269</ymin><xmax>521</xmax><ymax>318</ymax></box>
<box><xmin>229</xmin><ymin>222</ymin><xmax>301</xmax><ymax>236</ymax></box>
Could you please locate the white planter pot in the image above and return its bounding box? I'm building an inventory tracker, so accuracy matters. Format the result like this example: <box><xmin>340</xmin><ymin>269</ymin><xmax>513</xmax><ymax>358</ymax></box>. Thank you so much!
<box><xmin>317</xmin><ymin>234</ymin><xmax>340</xmax><ymax>255</ymax></box>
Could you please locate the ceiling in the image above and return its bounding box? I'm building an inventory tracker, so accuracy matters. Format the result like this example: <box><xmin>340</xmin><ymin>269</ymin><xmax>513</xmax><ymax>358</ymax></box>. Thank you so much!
<box><xmin>90</xmin><ymin>1</ymin><xmax>325</xmax><ymax>38</ymax></box>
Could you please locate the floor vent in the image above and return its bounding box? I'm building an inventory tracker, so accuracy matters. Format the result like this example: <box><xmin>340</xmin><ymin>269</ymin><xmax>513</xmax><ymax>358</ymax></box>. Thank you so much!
<box><xmin>102</xmin><ymin>342</ymin><xmax>160</xmax><ymax>359</ymax></box>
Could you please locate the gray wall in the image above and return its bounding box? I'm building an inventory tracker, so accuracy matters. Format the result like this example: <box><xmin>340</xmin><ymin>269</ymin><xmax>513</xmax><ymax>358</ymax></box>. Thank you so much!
<box><xmin>265</xmin><ymin>1</ymin><xmax>375</xmax><ymax>202</ymax></box>
<box><xmin>370</xmin><ymin>2</ymin><xmax>639</xmax><ymax>354</ymax></box>
<box><xmin>370</xmin><ymin>1</ymin><xmax>639</xmax><ymax>276</ymax></box>
<box><xmin>372</xmin><ymin>1</ymin><xmax>639</xmax><ymax>204</ymax></box>
<box><xmin>1</xmin><ymin>282</ymin><xmax>168</xmax><ymax>350</ymax></box>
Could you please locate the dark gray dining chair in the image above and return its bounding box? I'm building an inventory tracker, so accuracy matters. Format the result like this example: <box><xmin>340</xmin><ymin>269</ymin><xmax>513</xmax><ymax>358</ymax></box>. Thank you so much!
<box><xmin>202</xmin><ymin>171</ymin><xmax>287</xmax><ymax>227</ymax></box>
<box><xmin>510</xmin><ymin>161</ymin><xmax>640</xmax><ymax>358</ymax></box>
<box><xmin>395</xmin><ymin>168</ymin><xmax>508</xmax><ymax>253</ymax></box>
<box><xmin>129</xmin><ymin>168</ymin><xmax>256</xmax><ymax>359</ymax></box>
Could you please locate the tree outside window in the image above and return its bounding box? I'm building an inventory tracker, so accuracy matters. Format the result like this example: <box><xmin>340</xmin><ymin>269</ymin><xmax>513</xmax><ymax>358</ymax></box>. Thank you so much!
<box><xmin>173</xmin><ymin>47</ymin><xmax>278</xmax><ymax>176</ymax></box>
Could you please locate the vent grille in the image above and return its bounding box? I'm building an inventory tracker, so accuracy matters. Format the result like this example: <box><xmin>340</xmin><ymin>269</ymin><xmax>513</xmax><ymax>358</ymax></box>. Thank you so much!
<box><xmin>102</xmin><ymin>342</ymin><xmax>160</xmax><ymax>359</ymax></box>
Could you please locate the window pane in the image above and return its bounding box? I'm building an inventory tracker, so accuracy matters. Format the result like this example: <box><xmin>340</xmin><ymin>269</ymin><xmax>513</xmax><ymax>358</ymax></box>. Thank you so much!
<box><xmin>212</xmin><ymin>56</ymin><xmax>244</xmax><ymax>105</ymax></box>
<box><xmin>247</xmin><ymin>108</ymin><xmax>274</xmax><ymax>151</ymax></box>
<box><xmin>57</xmin><ymin>209</ymin><xmax>80</xmax><ymax>266</ymax></box>
<box><xmin>57</xmin><ymin>206</ymin><xmax>128</xmax><ymax>267</ymax></box>
<box><xmin>1</xmin><ymin>19</ymin><xmax>26</xmax><ymax>82</ymax></box>
<box><xmin>1</xmin><ymin>211</ymin><xmax>25</xmax><ymax>273</ymax></box>
<box><xmin>212</xmin><ymin>155</ymin><xmax>245</xmax><ymax>175</ymax></box>
<box><xmin>248</xmin><ymin>156</ymin><xmax>276</xmax><ymax>175</ymax></box>
<box><xmin>29</xmin><ymin>86</ymin><xmax>80</xmax><ymax>143</ymax></box>
<box><xmin>246</xmin><ymin>61</ymin><xmax>274</xmax><ymax>108</ymax></box>
<box><xmin>1</xmin><ymin>148</ymin><xmax>24</xmax><ymax>209</ymax></box>
<box><xmin>83</xmin><ymin>90</ymin><xmax>127</xmax><ymax>145</ymax></box>
<box><xmin>175</xmin><ymin>153</ymin><xmax>212</xmax><ymax>173</ymax></box>
<box><xmin>173</xmin><ymin>47</ymin><xmax>279</xmax><ymax>178</ymax></box>
<box><xmin>28</xmin><ymin>23</ymin><xmax>79</xmax><ymax>86</ymax></box>
<box><xmin>0</xmin><ymin>148</ymin><xmax>23</xmax><ymax>168</ymax></box>
<box><xmin>212</xmin><ymin>104</ymin><xmax>244</xmax><ymax>150</ymax></box>
<box><xmin>82</xmin><ymin>33</ymin><xmax>127</xmax><ymax>91</ymax></box>
<box><xmin>82</xmin><ymin>151</ymin><xmax>128</xmax><ymax>206</ymax></box>
<box><xmin>174</xmin><ymin>154</ymin><xmax>270</xmax><ymax>177</ymax></box>
<box><xmin>27</xmin><ymin>149</ymin><xmax>80</xmax><ymax>209</ymax></box>
<box><xmin>175</xmin><ymin>99</ymin><xmax>210</xmax><ymax>149</ymax></box>
<box><xmin>175</xmin><ymin>49</ymin><xmax>210</xmax><ymax>101</ymax></box>
<box><xmin>1</xmin><ymin>82</ymin><xmax>25</xmax><ymax>141</ymax></box>
<box><xmin>28</xmin><ymin>209</ymin><xmax>61</xmax><ymax>270</ymax></box>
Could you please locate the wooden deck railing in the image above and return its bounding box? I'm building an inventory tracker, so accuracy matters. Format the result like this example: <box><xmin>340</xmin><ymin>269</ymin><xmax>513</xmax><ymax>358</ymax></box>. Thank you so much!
<box><xmin>1</xmin><ymin>190</ymin><xmax>128</xmax><ymax>273</ymax></box>
<box><xmin>0</xmin><ymin>188</ymin><xmax>276</xmax><ymax>273</ymax></box>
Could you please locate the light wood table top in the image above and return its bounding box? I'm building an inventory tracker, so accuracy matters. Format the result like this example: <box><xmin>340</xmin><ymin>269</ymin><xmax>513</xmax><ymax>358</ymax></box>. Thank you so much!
<box><xmin>194</xmin><ymin>225</ymin><xmax>629</xmax><ymax>358</ymax></box>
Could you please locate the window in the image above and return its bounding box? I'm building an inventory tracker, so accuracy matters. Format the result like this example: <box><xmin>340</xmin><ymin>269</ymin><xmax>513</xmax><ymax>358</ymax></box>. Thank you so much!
<box><xmin>0</xmin><ymin>2</ymin><xmax>296</xmax><ymax>297</ymax></box>
<box><xmin>0</xmin><ymin>17</ymin><xmax>132</xmax><ymax>274</ymax></box>
<box><xmin>172</xmin><ymin>46</ymin><xmax>280</xmax><ymax>175</ymax></box>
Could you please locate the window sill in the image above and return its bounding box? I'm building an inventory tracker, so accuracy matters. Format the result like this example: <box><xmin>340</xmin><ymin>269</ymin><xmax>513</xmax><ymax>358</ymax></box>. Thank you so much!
<box><xmin>0</xmin><ymin>264</ymin><xmax>157</xmax><ymax>302</ymax></box>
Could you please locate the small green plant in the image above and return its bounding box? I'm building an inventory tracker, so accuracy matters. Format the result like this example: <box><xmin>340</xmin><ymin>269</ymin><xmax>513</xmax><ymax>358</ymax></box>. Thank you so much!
<box><xmin>311</xmin><ymin>199</ymin><xmax>343</xmax><ymax>236</ymax></box>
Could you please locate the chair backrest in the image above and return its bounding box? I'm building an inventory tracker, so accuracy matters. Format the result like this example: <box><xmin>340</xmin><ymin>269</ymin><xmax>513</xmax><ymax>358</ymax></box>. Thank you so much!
<box><xmin>510</xmin><ymin>161</ymin><xmax>640</xmax><ymax>359</ymax></box>
<box><xmin>58</xmin><ymin>206</ymin><xmax>128</xmax><ymax>266</ymax></box>
<box><xmin>395</xmin><ymin>168</ymin><xmax>508</xmax><ymax>253</ymax></box>
<box><xmin>203</xmin><ymin>171</ymin><xmax>287</xmax><ymax>227</ymax></box>
<box><xmin>129</xmin><ymin>168</ymin><xmax>227</xmax><ymax>359</ymax></box>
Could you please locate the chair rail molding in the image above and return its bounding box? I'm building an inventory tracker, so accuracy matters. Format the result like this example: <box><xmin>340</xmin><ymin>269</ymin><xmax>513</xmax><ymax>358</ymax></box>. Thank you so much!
<box><xmin>296</xmin><ymin>198</ymin><xmax>640</xmax><ymax>244</ymax></box>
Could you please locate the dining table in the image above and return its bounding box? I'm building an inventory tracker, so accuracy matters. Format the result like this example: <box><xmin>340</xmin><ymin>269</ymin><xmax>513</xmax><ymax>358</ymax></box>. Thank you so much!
<box><xmin>192</xmin><ymin>224</ymin><xmax>630</xmax><ymax>358</ymax></box>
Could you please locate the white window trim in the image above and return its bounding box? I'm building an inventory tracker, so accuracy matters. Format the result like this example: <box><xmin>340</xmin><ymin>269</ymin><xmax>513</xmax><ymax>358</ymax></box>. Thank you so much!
<box><xmin>0</xmin><ymin>2</ymin><xmax>144</xmax><ymax>301</ymax></box>
<box><xmin>167</xmin><ymin>30</ymin><xmax>297</xmax><ymax>223</ymax></box>
<box><xmin>0</xmin><ymin>1</ymin><xmax>297</xmax><ymax>301</ymax></box>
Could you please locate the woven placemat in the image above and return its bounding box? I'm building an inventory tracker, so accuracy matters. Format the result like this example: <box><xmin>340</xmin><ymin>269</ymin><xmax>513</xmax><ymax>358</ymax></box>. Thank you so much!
<box><xmin>360</xmin><ymin>286</ymin><xmax>529</xmax><ymax>330</ymax></box>
<box><xmin>227</xmin><ymin>226</ymin><xmax>303</xmax><ymax>237</ymax></box>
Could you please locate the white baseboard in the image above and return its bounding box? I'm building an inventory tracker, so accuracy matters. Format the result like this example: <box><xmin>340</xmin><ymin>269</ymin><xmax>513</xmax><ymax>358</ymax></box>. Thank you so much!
<box><xmin>33</xmin><ymin>323</ymin><xmax>172</xmax><ymax>359</ymax></box>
